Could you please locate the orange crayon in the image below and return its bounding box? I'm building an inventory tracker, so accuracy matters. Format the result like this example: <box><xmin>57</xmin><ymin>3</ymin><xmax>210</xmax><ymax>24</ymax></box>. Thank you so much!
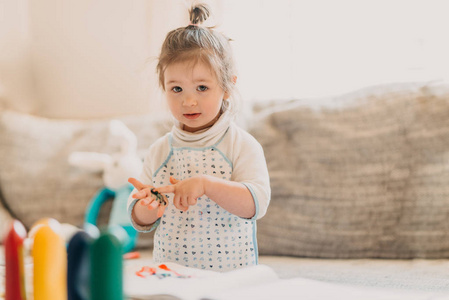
<box><xmin>31</xmin><ymin>218</ymin><xmax>67</xmax><ymax>300</ymax></box>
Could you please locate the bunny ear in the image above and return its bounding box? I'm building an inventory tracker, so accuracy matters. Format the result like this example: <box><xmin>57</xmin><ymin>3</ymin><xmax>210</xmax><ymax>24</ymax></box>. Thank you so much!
<box><xmin>68</xmin><ymin>152</ymin><xmax>112</xmax><ymax>172</ymax></box>
<box><xmin>109</xmin><ymin>120</ymin><xmax>137</xmax><ymax>155</ymax></box>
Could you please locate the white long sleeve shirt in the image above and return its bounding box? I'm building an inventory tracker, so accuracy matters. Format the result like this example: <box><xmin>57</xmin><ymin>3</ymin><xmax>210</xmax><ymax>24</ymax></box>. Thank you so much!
<box><xmin>127</xmin><ymin>109</ymin><xmax>270</xmax><ymax>271</ymax></box>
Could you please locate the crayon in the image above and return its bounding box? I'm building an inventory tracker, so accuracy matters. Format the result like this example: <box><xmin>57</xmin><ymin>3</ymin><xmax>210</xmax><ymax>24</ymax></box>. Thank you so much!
<box><xmin>4</xmin><ymin>220</ymin><xmax>27</xmax><ymax>300</ymax></box>
<box><xmin>67</xmin><ymin>224</ymin><xmax>99</xmax><ymax>300</ymax></box>
<box><xmin>90</xmin><ymin>225</ymin><xmax>127</xmax><ymax>300</ymax></box>
<box><xmin>31</xmin><ymin>218</ymin><xmax>67</xmax><ymax>300</ymax></box>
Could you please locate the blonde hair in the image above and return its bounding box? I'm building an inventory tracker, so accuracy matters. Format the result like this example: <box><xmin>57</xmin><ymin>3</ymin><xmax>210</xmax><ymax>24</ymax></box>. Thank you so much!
<box><xmin>156</xmin><ymin>4</ymin><xmax>237</xmax><ymax>110</ymax></box>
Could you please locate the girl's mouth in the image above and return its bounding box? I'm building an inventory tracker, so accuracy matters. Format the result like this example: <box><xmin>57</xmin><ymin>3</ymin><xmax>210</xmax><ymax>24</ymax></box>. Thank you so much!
<box><xmin>183</xmin><ymin>113</ymin><xmax>201</xmax><ymax>120</ymax></box>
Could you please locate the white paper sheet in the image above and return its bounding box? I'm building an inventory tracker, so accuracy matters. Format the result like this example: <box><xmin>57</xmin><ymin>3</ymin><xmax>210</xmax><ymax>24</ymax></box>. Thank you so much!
<box><xmin>124</xmin><ymin>259</ymin><xmax>278</xmax><ymax>300</ymax></box>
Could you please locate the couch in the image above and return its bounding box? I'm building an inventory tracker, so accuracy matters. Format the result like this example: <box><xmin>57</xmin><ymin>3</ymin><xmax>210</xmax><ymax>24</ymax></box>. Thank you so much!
<box><xmin>1</xmin><ymin>81</ymin><xmax>449</xmax><ymax>298</ymax></box>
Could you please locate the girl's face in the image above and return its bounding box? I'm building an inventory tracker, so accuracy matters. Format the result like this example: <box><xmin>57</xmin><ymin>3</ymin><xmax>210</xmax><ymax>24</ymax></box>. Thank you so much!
<box><xmin>164</xmin><ymin>60</ymin><xmax>229</xmax><ymax>133</ymax></box>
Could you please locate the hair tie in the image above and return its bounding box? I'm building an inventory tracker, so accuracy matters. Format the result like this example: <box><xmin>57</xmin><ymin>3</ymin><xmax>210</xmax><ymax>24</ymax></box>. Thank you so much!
<box><xmin>188</xmin><ymin>22</ymin><xmax>199</xmax><ymax>27</ymax></box>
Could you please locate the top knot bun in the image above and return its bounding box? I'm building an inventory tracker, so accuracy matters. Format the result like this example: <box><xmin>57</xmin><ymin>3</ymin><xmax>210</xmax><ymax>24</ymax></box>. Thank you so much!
<box><xmin>189</xmin><ymin>3</ymin><xmax>211</xmax><ymax>25</ymax></box>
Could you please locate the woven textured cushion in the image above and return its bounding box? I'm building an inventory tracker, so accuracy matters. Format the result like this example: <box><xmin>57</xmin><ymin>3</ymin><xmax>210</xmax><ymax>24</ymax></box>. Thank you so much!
<box><xmin>252</xmin><ymin>82</ymin><xmax>449</xmax><ymax>258</ymax></box>
<box><xmin>0</xmin><ymin>111</ymin><xmax>170</xmax><ymax>236</ymax></box>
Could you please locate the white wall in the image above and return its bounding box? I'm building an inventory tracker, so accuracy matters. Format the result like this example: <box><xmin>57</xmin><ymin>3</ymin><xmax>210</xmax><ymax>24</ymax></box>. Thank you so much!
<box><xmin>0</xmin><ymin>0</ymin><xmax>193</xmax><ymax>119</ymax></box>
<box><xmin>1</xmin><ymin>0</ymin><xmax>448</xmax><ymax>119</ymax></box>
<box><xmin>0</xmin><ymin>0</ymin><xmax>35</xmax><ymax>113</ymax></box>
<box><xmin>29</xmin><ymin>0</ymin><xmax>152</xmax><ymax>118</ymax></box>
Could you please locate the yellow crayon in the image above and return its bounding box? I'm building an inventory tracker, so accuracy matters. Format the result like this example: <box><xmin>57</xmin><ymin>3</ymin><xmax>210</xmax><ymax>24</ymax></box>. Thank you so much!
<box><xmin>31</xmin><ymin>218</ymin><xmax>67</xmax><ymax>300</ymax></box>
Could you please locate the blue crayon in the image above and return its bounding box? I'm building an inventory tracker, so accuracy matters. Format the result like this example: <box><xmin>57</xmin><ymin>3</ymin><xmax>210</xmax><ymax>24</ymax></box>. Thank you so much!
<box><xmin>67</xmin><ymin>224</ymin><xmax>99</xmax><ymax>300</ymax></box>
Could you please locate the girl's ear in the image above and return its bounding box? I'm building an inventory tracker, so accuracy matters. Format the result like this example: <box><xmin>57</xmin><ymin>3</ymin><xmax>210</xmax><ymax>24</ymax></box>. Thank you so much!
<box><xmin>223</xmin><ymin>76</ymin><xmax>237</xmax><ymax>100</ymax></box>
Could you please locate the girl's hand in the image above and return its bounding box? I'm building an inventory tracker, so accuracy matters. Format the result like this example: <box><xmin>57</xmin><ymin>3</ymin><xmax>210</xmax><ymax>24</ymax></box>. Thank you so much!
<box><xmin>128</xmin><ymin>177</ymin><xmax>167</xmax><ymax>218</ymax></box>
<box><xmin>155</xmin><ymin>176</ymin><xmax>205</xmax><ymax>211</ymax></box>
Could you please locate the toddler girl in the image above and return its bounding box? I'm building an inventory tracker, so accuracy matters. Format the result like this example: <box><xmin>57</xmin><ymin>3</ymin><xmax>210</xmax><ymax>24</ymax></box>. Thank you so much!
<box><xmin>127</xmin><ymin>3</ymin><xmax>270</xmax><ymax>272</ymax></box>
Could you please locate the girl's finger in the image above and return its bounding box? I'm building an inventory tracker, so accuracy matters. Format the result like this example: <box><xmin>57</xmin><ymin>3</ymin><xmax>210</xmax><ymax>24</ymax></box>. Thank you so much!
<box><xmin>138</xmin><ymin>197</ymin><xmax>151</xmax><ymax>206</ymax></box>
<box><xmin>173</xmin><ymin>195</ymin><xmax>188</xmax><ymax>211</ymax></box>
<box><xmin>133</xmin><ymin>187</ymin><xmax>155</xmax><ymax>199</ymax></box>
<box><xmin>147</xmin><ymin>200</ymin><xmax>159</xmax><ymax>210</ymax></box>
<box><xmin>181</xmin><ymin>196</ymin><xmax>189</xmax><ymax>208</ymax></box>
<box><xmin>169</xmin><ymin>176</ymin><xmax>180</xmax><ymax>184</ymax></box>
<box><xmin>154</xmin><ymin>185</ymin><xmax>175</xmax><ymax>194</ymax></box>
<box><xmin>128</xmin><ymin>177</ymin><xmax>145</xmax><ymax>190</ymax></box>
<box><xmin>157</xmin><ymin>205</ymin><xmax>166</xmax><ymax>218</ymax></box>
<box><xmin>139</xmin><ymin>198</ymin><xmax>158</xmax><ymax>210</ymax></box>
<box><xmin>179</xmin><ymin>200</ymin><xmax>188</xmax><ymax>212</ymax></box>
<box><xmin>172</xmin><ymin>194</ymin><xmax>182</xmax><ymax>211</ymax></box>
<box><xmin>133</xmin><ymin>190</ymin><xmax>146</xmax><ymax>199</ymax></box>
<box><xmin>188</xmin><ymin>197</ymin><xmax>197</xmax><ymax>206</ymax></box>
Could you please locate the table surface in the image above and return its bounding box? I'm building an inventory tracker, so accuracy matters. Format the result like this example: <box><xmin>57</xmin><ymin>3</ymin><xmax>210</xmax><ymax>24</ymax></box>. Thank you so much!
<box><xmin>3</xmin><ymin>246</ymin><xmax>449</xmax><ymax>299</ymax></box>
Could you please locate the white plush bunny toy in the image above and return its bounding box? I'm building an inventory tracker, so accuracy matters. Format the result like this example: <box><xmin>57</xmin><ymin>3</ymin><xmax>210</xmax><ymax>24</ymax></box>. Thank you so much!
<box><xmin>68</xmin><ymin>120</ymin><xmax>142</xmax><ymax>252</ymax></box>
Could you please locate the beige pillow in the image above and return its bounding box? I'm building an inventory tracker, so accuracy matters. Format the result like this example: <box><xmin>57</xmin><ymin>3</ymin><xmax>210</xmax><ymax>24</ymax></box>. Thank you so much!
<box><xmin>252</xmin><ymin>82</ymin><xmax>449</xmax><ymax>258</ymax></box>
<box><xmin>0</xmin><ymin>111</ymin><xmax>170</xmax><ymax>238</ymax></box>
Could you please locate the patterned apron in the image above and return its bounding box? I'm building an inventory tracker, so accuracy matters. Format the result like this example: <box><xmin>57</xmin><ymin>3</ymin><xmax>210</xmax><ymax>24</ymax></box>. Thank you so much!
<box><xmin>152</xmin><ymin>134</ymin><xmax>257</xmax><ymax>271</ymax></box>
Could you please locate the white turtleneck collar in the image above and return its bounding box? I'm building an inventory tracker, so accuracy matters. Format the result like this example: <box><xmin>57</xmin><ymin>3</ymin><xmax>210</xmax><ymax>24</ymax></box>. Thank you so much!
<box><xmin>171</xmin><ymin>104</ymin><xmax>233</xmax><ymax>148</ymax></box>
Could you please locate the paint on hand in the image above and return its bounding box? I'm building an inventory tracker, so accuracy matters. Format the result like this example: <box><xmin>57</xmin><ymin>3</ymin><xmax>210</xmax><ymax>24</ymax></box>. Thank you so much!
<box><xmin>151</xmin><ymin>189</ymin><xmax>167</xmax><ymax>206</ymax></box>
<box><xmin>138</xmin><ymin>188</ymin><xmax>168</xmax><ymax>218</ymax></box>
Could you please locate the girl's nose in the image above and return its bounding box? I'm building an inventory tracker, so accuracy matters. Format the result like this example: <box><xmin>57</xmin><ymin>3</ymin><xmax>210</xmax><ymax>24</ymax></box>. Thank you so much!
<box><xmin>183</xmin><ymin>95</ymin><xmax>197</xmax><ymax>106</ymax></box>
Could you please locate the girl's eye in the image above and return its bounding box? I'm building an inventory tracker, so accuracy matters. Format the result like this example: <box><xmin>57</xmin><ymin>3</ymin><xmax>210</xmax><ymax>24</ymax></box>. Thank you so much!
<box><xmin>197</xmin><ymin>85</ymin><xmax>208</xmax><ymax>92</ymax></box>
<box><xmin>172</xmin><ymin>86</ymin><xmax>182</xmax><ymax>93</ymax></box>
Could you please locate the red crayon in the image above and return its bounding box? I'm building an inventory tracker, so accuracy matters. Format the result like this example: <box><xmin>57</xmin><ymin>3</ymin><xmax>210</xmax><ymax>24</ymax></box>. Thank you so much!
<box><xmin>4</xmin><ymin>220</ymin><xmax>27</xmax><ymax>300</ymax></box>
